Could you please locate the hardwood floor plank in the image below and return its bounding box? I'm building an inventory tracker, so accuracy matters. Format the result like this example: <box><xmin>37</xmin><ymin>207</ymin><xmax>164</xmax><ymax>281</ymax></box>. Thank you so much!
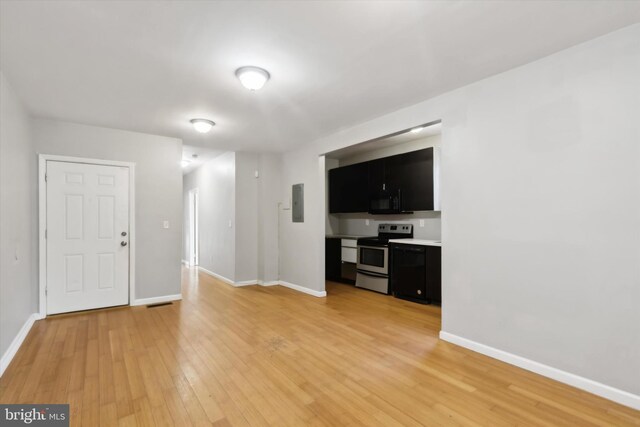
<box><xmin>171</xmin><ymin>373</ymin><xmax>214</xmax><ymax>426</ymax></box>
<box><xmin>1</xmin><ymin>267</ymin><xmax>638</xmax><ymax>426</ymax></box>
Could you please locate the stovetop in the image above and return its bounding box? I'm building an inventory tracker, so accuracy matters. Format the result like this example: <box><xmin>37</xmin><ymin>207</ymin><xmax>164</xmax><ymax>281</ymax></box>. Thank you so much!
<box><xmin>357</xmin><ymin>223</ymin><xmax>413</xmax><ymax>247</ymax></box>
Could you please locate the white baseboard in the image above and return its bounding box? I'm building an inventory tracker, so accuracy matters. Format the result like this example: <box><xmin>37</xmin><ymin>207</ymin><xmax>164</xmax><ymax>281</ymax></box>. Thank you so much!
<box><xmin>278</xmin><ymin>280</ymin><xmax>327</xmax><ymax>298</ymax></box>
<box><xmin>197</xmin><ymin>266</ymin><xmax>256</xmax><ymax>287</ymax></box>
<box><xmin>1</xmin><ymin>313</ymin><xmax>39</xmax><ymax>377</ymax></box>
<box><xmin>439</xmin><ymin>331</ymin><xmax>640</xmax><ymax>410</ymax></box>
<box><xmin>257</xmin><ymin>280</ymin><xmax>279</xmax><ymax>286</ymax></box>
<box><xmin>197</xmin><ymin>267</ymin><xmax>326</xmax><ymax>297</ymax></box>
<box><xmin>197</xmin><ymin>266</ymin><xmax>234</xmax><ymax>284</ymax></box>
<box><xmin>235</xmin><ymin>279</ymin><xmax>258</xmax><ymax>286</ymax></box>
<box><xmin>131</xmin><ymin>294</ymin><xmax>182</xmax><ymax>306</ymax></box>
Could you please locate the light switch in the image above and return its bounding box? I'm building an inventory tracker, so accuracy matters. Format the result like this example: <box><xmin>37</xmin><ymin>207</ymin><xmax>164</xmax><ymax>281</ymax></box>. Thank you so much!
<box><xmin>365</xmin><ymin>219</ymin><xmax>370</xmax><ymax>226</ymax></box>
<box><xmin>419</xmin><ymin>219</ymin><xmax>425</xmax><ymax>227</ymax></box>
<box><xmin>163</xmin><ymin>220</ymin><xmax>170</xmax><ymax>229</ymax></box>
<box><xmin>228</xmin><ymin>220</ymin><xmax>232</xmax><ymax>228</ymax></box>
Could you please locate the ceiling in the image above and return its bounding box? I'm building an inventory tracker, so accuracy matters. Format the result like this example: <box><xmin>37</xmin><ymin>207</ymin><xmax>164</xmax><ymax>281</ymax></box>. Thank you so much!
<box><xmin>1</xmin><ymin>1</ymin><xmax>639</xmax><ymax>153</ymax></box>
<box><xmin>181</xmin><ymin>145</ymin><xmax>225</xmax><ymax>175</ymax></box>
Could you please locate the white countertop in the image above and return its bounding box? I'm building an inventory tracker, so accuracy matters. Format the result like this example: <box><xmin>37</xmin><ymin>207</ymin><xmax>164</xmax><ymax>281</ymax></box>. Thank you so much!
<box><xmin>388</xmin><ymin>239</ymin><xmax>442</xmax><ymax>247</ymax></box>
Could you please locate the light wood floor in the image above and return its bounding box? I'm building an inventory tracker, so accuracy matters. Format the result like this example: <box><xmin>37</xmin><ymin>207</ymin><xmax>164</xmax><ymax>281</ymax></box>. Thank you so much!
<box><xmin>1</xmin><ymin>267</ymin><xmax>638</xmax><ymax>426</ymax></box>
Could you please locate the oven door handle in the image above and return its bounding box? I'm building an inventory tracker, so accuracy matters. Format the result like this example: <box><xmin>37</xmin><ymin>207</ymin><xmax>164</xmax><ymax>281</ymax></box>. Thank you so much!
<box><xmin>356</xmin><ymin>270</ymin><xmax>388</xmax><ymax>278</ymax></box>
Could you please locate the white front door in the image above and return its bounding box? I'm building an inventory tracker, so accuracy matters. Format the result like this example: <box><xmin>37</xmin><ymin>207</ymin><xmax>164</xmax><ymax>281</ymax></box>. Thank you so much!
<box><xmin>46</xmin><ymin>161</ymin><xmax>130</xmax><ymax>314</ymax></box>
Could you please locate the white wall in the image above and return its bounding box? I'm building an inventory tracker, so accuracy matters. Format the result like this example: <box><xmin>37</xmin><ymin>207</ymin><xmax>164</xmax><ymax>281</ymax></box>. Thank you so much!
<box><xmin>235</xmin><ymin>152</ymin><xmax>259</xmax><ymax>282</ymax></box>
<box><xmin>0</xmin><ymin>71</ymin><xmax>36</xmax><ymax>360</ymax></box>
<box><xmin>324</xmin><ymin>157</ymin><xmax>340</xmax><ymax>236</ymax></box>
<box><xmin>32</xmin><ymin>119</ymin><xmax>183</xmax><ymax>299</ymax></box>
<box><xmin>183</xmin><ymin>152</ymin><xmax>236</xmax><ymax>281</ymax></box>
<box><xmin>278</xmin><ymin>146</ymin><xmax>326</xmax><ymax>292</ymax></box>
<box><xmin>257</xmin><ymin>153</ymin><xmax>282</xmax><ymax>283</ymax></box>
<box><xmin>278</xmin><ymin>24</ymin><xmax>640</xmax><ymax>400</ymax></box>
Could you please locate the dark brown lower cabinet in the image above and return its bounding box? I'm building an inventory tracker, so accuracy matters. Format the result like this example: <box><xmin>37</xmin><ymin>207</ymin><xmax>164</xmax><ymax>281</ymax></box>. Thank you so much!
<box><xmin>325</xmin><ymin>238</ymin><xmax>356</xmax><ymax>284</ymax></box>
<box><xmin>325</xmin><ymin>238</ymin><xmax>342</xmax><ymax>282</ymax></box>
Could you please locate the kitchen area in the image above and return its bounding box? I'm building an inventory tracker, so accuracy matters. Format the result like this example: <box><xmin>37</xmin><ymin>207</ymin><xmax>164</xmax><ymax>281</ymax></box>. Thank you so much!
<box><xmin>325</xmin><ymin>121</ymin><xmax>442</xmax><ymax>306</ymax></box>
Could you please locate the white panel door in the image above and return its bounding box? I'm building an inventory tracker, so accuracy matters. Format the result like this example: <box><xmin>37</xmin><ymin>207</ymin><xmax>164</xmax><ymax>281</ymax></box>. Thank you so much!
<box><xmin>46</xmin><ymin>161</ymin><xmax>129</xmax><ymax>314</ymax></box>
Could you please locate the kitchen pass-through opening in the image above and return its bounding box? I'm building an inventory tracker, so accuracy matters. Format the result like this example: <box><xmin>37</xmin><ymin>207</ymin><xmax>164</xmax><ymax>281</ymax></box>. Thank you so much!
<box><xmin>322</xmin><ymin>120</ymin><xmax>443</xmax><ymax>325</ymax></box>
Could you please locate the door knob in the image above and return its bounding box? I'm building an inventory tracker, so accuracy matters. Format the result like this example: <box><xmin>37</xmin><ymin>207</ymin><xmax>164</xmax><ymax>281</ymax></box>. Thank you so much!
<box><xmin>121</xmin><ymin>231</ymin><xmax>127</xmax><ymax>236</ymax></box>
<box><xmin>121</xmin><ymin>241</ymin><xmax>128</xmax><ymax>247</ymax></box>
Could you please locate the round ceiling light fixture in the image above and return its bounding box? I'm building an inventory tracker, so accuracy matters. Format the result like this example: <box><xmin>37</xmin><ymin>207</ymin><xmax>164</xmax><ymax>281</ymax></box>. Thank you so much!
<box><xmin>235</xmin><ymin>66</ymin><xmax>270</xmax><ymax>91</ymax></box>
<box><xmin>181</xmin><ymin>159</ymin><xmax>191</xmax><ymax>168</ymax></box>
<box><xmin>190</xmin><ymin>118</ymin><xmax>215</xmax><ymax>133</ymax></box>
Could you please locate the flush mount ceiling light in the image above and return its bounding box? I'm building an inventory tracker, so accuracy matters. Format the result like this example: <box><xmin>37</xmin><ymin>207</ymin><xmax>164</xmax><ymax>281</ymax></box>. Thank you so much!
<box><xmin>181</xmin><ymin>159</ymin><xmax>191</xmax><ymax>168</ymax></box>
<box><xmin>410</xmin><ymin>126</ymin><xmax>425</xmax><ymax>133</ymax></box>
<box><xmin>235</xmin><ymin>66</ymin><xmax>270</xmax><ymax>91</ymax></box>
<box><xmin>190</xmin><ymin>118</ymin><xmax>215</xmax><ymax>133</ymax></box>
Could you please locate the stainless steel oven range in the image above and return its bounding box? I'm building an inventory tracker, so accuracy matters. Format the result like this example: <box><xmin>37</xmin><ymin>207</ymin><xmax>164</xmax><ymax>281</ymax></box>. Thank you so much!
<box><xmin>356</xmin><ymin>223</ymin><xmax>413</xmax><ymax>294</ymax></box>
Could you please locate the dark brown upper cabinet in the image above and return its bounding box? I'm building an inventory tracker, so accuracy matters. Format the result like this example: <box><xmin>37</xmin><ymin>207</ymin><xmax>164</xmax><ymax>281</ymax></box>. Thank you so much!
<box><xmin>328</xmin><ymin>161</ymin><xmax>369</xmax><ymax>213</ymax></box>
<box><xmin>394</xmin><ymin>148</ymin><xmax>434</xmax><ymax>211</ymax></box>
<box><xmin>328</xmin><ymin>147</ymin><xmax>438</xmax><ymax>214</ymax></box>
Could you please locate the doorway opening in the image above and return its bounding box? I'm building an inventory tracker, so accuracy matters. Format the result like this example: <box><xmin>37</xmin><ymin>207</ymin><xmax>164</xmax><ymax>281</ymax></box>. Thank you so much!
<box><xmin>188</xmin><ymin>188</ymin><xmax>199</xmax><ymax>267</ymax></box>
<box><xmin>321</xmin><ymin>120</ymin><xmax>442</xmax><ymax>324</ymax></box>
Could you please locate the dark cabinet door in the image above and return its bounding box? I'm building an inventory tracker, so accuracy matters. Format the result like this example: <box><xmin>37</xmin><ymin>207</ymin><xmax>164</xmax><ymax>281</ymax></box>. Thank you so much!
<box><xmin>367</xmin><ymin>158</ymin><xmax>385</xmax><ymax>196</ymax></box>
<box><xmin>424</xmin><ymin>246</ymin><xmax>441</xmax><ymax>303</ymax></box>
<box><xmin>325</xmin><ymin>238</ymin><xmax>342</xmax><ymax>281</ymax></box>
<box><xmin>328</xmin><ymin>162</ymin><xmax>368</xmax><ymax>213</ymax></box>
<box><xmin>382</xmin><ymin>154</ymin><xmax>403</xmax><ymax>193</ymax></box>
<box><xmin>368</xmin><ymin>155</ymin><xmax>402</xmax><ymax>195</ymax></box>
<box><xmin>397</xmin><ymin>148</ymin><xmax>434</xmax><ymax>211</ymax></box>
<box><xmin>328</xmin><ymin>168</ymin><xmax>343</xmax><ymax>213</ymax></box>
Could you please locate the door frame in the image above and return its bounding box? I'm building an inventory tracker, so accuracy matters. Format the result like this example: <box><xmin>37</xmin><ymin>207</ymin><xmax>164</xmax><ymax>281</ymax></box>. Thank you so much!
<box><xmin>38</xmin><ymin>154</ymin><xmax>136</xmax><ymax>318</ymax></box>
<box><xmin>188</xmin><ymin>188</ymin><xmax>199</xmax><ymax>267</ymax></box>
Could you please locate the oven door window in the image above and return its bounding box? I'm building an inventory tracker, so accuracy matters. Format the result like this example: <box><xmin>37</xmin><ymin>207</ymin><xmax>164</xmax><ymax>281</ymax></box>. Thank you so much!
<box><xmin>360</xmin><ymin>247</ymin><xmax>385</xmax><ymax>268</ymax></box>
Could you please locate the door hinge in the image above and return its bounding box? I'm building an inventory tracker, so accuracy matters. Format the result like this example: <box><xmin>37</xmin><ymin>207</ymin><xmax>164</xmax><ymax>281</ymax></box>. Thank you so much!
<box><xmin>45</xmin><ymin>173</ymin><xmax>47</xmax><ymax>182</ymax></box>
<box><xmin>45</xmin><ymin>287</ymin><xmax>48</xmax><ymax>296</ymax></box>
<box><xmin>45</xmin><ymin>229</ymin><xmax>47</xmax><ymax>239</ymax></box>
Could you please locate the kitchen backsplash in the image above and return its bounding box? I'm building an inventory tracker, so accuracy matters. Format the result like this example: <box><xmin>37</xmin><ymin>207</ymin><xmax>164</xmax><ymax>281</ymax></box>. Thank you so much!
<box><xmin>333</xmin><ymin>211</ymin><xmax>441</xmax><ymax>239</ymax></box>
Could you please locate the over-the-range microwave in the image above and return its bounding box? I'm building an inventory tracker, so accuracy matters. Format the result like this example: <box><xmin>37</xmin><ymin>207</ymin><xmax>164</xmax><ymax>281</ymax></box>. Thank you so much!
<box><xmin>368</xmin><ymin>189</ymin><xmax>413</xmax><ymax>215</ymax></box>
